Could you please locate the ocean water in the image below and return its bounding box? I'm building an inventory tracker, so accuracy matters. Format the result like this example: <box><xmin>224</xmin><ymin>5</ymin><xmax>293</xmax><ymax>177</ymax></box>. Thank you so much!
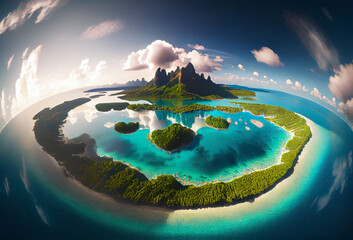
<box><xmin>0</xmin><ymin>87</ymin><xmax>352</xmax><ymax>239</ymax></box>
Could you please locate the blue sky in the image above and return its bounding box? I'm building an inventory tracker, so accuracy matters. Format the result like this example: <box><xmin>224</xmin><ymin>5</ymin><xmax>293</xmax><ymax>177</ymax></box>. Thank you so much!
<box><xmin>1</xmin><ymin>0</ymin><xmax>353</xmax><ymax>129</ymax></box>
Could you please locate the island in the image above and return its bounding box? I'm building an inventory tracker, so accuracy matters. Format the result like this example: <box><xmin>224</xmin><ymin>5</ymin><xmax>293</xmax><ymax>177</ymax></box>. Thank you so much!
<box><xmin>147</xmin><ymin>123</ymin><xmax>195</xmax><ymax>151</ymax></box>
<box><xmin>205</xmin><ymin>115</ymin><xmax>230</xmax><ymax>129</ymax></box>
<box><xmin>242</xmin><ymin>96</ymin><xmax>257</xmax><ymax>101</ymax></box>
<box><xmin>33</xmin><ymin>95</ymin><xmax>311</xmax><ymax>209</ymax></box>
<box><xmin>114</xmin><ymin>122</ymin><xmax>139</xmax><ymax>134</ymax></box>
<box><xmin>127</xmin><ymin>103</ymin><xmax>242</xmax><ymax>114</ymax></box>
<box><xmin>121</xmin><ymin>62</ymin><xmax>255</xmax><ymax>100</ymax></box>
<box><xmin>95</xmin><ymin>102</ymin><xmax>129</xmax><ymax>112</ymax></box>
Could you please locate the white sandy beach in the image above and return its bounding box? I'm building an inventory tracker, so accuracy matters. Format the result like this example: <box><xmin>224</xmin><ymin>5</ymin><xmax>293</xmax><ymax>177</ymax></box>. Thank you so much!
<box><xmin>165</xmin><ymin>116</ymin><xmax>320</xmax><ymax>223</ymax></box>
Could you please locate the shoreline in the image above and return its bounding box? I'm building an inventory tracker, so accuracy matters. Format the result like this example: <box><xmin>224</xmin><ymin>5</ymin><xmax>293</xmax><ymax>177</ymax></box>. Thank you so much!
<box><xmin>166</xmin><ymin>116</ymin><xmax>318</xmax><ymax>220</ymax></box>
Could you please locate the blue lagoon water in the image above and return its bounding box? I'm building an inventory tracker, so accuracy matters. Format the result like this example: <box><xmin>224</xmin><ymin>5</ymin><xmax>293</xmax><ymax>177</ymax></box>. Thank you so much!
<box><xmin>0</xmin><ymin>87</ymin><xmax>352</xmax><ymax>239</ymax></box>
<box><xmin>62</xmin><ymin>99</ymin><xmax>291</xmax><ymax>185</ymax></box>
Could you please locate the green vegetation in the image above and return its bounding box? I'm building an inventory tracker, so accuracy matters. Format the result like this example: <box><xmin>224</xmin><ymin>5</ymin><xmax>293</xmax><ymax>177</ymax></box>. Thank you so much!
<box><xmin>121</xmin><ymin>62</ymin><xmax>255</xmax><ymax>100</ymax></box>
<box><xmin>205</xmin><ymin>115</ymin><xmax>230</xmax><ymax>129</ymax></box>
<box><xmin>215</xmin><ymin>106</ymin><xmax>242</xmax><ymax>113</ymax></box>
<box><xmin>228</xmin><ymin>89</ymin><xmax>256</xmax><ymax>96</ymax></box>
<box><xmin>242</xmin><ymin>97</ymin><xmax>257</xmax><ymax>101</ymax></box>
<box><xmin>114</xmin><ymin>122</ymin><xmax>139</xmax><ymax>134</ymax></box>
<box><xmin>95</xmin><ymin>102</ymin><xmax>130</xmax><ymax>112</ymax></box>
<box><xmin>127</xmin><ymin>103</ymin><xmax>242</xmax><ymax>114</ymax></box>
<box><xmin>127</xmin><ymin>103</ymin><xmax>214</xmax><ymax>113</ymax></box>
<box><xmin>148</xmin><ymin>123</ymin><xmax>195</xmax><ymax>151</ymax></box>
<box><xmin>33</xmin><ymin>99</ymin><xmax>311</xmax><ymax>209</ymax></box>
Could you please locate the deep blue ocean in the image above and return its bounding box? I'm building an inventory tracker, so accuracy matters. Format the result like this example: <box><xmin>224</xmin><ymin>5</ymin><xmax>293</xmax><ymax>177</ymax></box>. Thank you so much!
<box><xmin>0</xmin><ymin>86</ymin><xmax>352</xmax><ymax>239</ymax></box>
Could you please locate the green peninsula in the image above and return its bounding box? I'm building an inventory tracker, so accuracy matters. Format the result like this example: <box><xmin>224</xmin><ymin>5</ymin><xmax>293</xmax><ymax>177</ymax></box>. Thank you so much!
<box><xmin>148</xmin><ymin>123</ymin><xmax>195</xmax><ymax>151</ymax></box>
<box><xmin>115</xmin><ymin>122</ymin><xmax>139</xmax><ymax>134</ymax></box>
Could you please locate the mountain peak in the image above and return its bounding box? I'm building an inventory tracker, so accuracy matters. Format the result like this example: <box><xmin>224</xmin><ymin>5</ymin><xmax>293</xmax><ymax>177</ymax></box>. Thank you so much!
<box><xmin>184</xmin><ymin>62</ymin><xmax>195</xmax><ymax>72</ymax></box>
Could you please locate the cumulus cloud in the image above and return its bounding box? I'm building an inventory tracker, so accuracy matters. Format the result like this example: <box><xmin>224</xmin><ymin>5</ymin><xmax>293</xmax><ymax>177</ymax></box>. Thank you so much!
<box><xmin>10</xmin><ymin>45</ymin><xmax>107</xmax><ymax>119</ymax></box>
<box><xmin>251</xmin><ymin>47</ymin><xmax>284</xmax><ymax>67</ymax></box>
<box><xmin>0</xmin><ymin>90</ymin><xmax>6</xmax><ymax>120</ymax></box>
<box><xmin>328</xmin><ymin>62</ymin><xmax>353</xmax><ymax>103</ymax></box>
<box><xmin>253</xmin><ymin>71</ymin><xmax>259</xmax><ymax>76</ymax></box>
<box><xmin>263</xmin><ymin>75</ymin><xmax>267</xmax><ymax>79</ymax></box>
<box><xmin>0</xmin><ymin>0</ymin><xmax>66</xmax><ymax>35</ymax></box>
<box><xmin>338</xmin><ymin>99</ymin><xmax>353</xmax><ymax>121</ymax></box>
<box><xmin>285</xmin><ymin>12</ymin><xmax>339</xmax><ymax>71</ymax></box>
<box><xmin>311</xmin><ymin>88</ymin><xmax>322</xmax><ymax>99</ymax></box>
<box><xmin>269</xmin><ymin>79</ymin><xmax>277</xmax><ymax>84</ymax></box>
<box><xmin>187</xmin><ymin>44</ymin><xmax>205</xmax><ymax>50</ymax></box>
<box><xmin>7</xmin><ymin>55</ymin><xmax>14</xmax><ymax>70</ymax></box>
<box><xmin>15</xmin><ymin>45</ymin><xmax>43</xmax><ymax>104</ymax></box>
<box><xmin>213</xmin><ymin>56</ymin><xmax>223</xmax><ymax>62</ymax></box>
<box><xmin>123</xmin><ymin>40</ymin><xmax>222</xmax><ymax>73</ymax></box>
<box><xmin>316</xmin><ymin>151</ymin><xmax>352</xmax><ymax>211</ymax></box>
<box><xmin>81</xmin><ymin>19</ymin><xmax>122</xmax><ymax>40</ymax></box>
<box><xmin>291</xmin><ymin>80</ymin><xmax>308</xmax><ymax>92</ymax></box>
<box><xmin>327</xmin><ymin>62</ymin><xmax>353</xmax><ymax>121</ymax></box>
<box><xmin>323</xmin><ymin>96</ymin><xmax>337</xmax><ymax>108</ymax></box>
<box><xmin>238</xmin><ymin>64</ymin><xmax>245</xmax><ymax>71</ymax></box>
<box><xmin>286</xmin><ymin>79</ymin><xmax>293</xmax><ymax>85</ymax></box>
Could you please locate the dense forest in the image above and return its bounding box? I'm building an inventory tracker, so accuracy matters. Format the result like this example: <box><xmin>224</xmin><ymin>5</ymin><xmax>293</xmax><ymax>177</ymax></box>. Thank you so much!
<box><xmin>148</xmin><ymin>123</ymin><xmax>195</xmax><ymax>151</ymax></box>
<box><xmin>127</xmin><ymin>103</ymin><xmax>242</xmax><ymax>114</ymax></box>
<box><xmin>114</xmin><ymin>122</ymin><xmax>139</xmax><ymax>134</ymax></box>
<box><xmin>205</xmin><ymin>116</ymin><xmax>230</xmax><ymax>129</ymax></box>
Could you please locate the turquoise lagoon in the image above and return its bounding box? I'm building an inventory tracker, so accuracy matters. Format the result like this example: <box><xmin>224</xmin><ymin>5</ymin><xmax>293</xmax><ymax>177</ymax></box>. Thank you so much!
<box><xmin>62</xmin><ymin>98</ymin><xmax>291</xmax><ymax>185</ymax></box>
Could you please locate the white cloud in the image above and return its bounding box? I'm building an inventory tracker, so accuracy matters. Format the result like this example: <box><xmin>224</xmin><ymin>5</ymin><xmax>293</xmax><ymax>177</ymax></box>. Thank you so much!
<box><xmin>15</xmin><ymin>45</ymin><xmax>43</xmax><ymax>104</ymax></box>
<box><xmin>295</xmin><ymin>81</ymin><xmax>302</xmax><ymax>88</ymax></box>
<box><xmin>285</xmin><ymin>12</ymin><xmax>339</xmax><ymax>71</ymax></box>
<box><xmin>269</xmin><ymin>79</ymin><xmax>277</xmax><ymax>84</ymax></box>
<box><xmin>0</xmin><ymin>0</ymin><xmax>66</xmax><ymax>35</ymax></box>
<box><xmin>10</xmin><ymin>45</ymin><xmax>107</xmax><ymax>119</ymax></box>
<box><xmin>238</xmin><ymin>64</ymin><xmax>245</xmax><ymax>71</ymax></box>
<box><xmin>251</xmin><ymin>47</ymin><xmax>284</xmax><ymax>67</ymax></box>
<box><xmin>291</xmin><ymin>81</ymin><xmax>309</xmax><ymax>92</ymax></box>
<box><xmin>187</xmin><ymin>44</ymin><xmax>205</xmax><ymax>50</ymax></box>
<box><xmin>286</xmin><ymin>79</ymin><xmax>292</xmax><ymax>85</ymax></box>
<box><xmin>323</xmin><ymin>96</ymin><xmax>337</xmax><ymax>108</ymax></box>
<box><xmin>7</xmin><ymin>55</ymin><xmax>15</xmax><ymax>70</ymax></box>
<box><xmin>253</xmin><ymin>71</ymin><xmax>259</xmax><ymax>76</ymax></box>
<box><xmin>123</xmin><ymin>40</ymin><xmax>222</xmax><ymax>73</ymax></box>
<box><xmin>104</xmin><ymin>122</ymin><xmax>115</xmax><ymax>128</ymax></box>
<box><xmin>316</xmin><ymin>151</ymin><xmax>352</xmax><ymax>211</ymax></box>
<box><xmin>338</xmin><ymin>99</ymin><xmax>353</xmax><ymax>121</ymax></box>
<box><xmin>263</xmin><ymin>75</ymin><xmax>267</xmax><ymax>79</ymax></box>
<box><xmin>81</xmin><ymin>19</ymin><xmax>122</xmax><ymax>40</ymax></box>
<box><xmin>311</xmin><ymin>88</ymin><xmax>322</xmax><ymax>99</ymax></box>
<box><xmin>213</xmin><ymin>56</ymin><xmax>223</xmax><ymax>62</ymax></box>
<box><xmin>0</xmin><ymin>90</ymin><xmax>6</xmax><ymax>120</ymax></box>
<box><xmin>328</xmin><ymin>62</ymin><xmax>353</xmax><ymax>103</ymax></box>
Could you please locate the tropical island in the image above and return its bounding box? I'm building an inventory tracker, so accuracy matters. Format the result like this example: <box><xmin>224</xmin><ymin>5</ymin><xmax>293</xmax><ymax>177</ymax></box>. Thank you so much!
<box><xmin>33</xmin><ymin>95</ymin><xmax>311</xmax><ymax>209</ymax></box>
<box><xmin>114</xmin><ymin>122</ymin><xmax>139</xmax><ymax>134</ymax></box>
<box><xmin>127</xmin><ymin>103</ymin><xmax>242</xmax><ymax>114</ymax></box>
<box><xmin>147</xmin><ymin>123</ymin><xmax>195</xmax><ymax>151</ymax></box>
<box><xmin>120</xmin><ymin>62</ymin><xmax>255</xmax><ymax>100</ymax></box>
<box><xmin>205</xmin><ymin>116</ymin><xmax>229</xmax><ymax>129</ymax></box>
